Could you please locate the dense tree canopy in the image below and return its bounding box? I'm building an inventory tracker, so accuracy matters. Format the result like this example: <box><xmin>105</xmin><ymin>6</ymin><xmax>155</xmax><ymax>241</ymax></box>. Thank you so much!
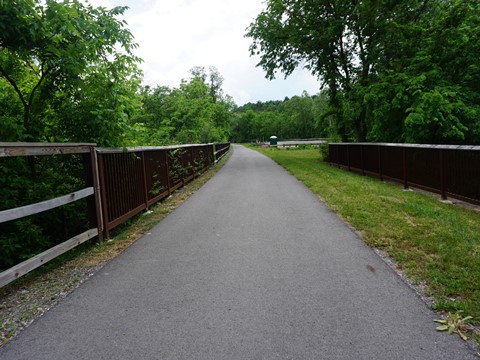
<box><xmin>3</xmin><ymin>0</ymin><xmax>479</xmax><ymax>146</ymax></box>
<box><xmin>131</xmin><ymin>67</ymin><xmax>234</xmax><ymax>145</ymax></box>
<box><xmin>230</xmin><ymin>92</ymin><xmax>334</xmax><ymax>143</ymax></box>
<box><xmin>0</xmin><ymin>1</ymin><xmax>235</xmax><ymax>146</ymax></box>
<box><xmin>247</xmin><ymin>0</ymin><xmax>480</xmax><ymax>144</ymax></box>
<box><xmin>0</xmin><ymin>0</ymin><xmax>142</xmax><ymax>145</ymax></box>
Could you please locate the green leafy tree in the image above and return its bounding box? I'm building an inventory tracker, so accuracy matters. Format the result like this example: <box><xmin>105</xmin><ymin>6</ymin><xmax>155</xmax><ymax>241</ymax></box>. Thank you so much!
<box><xmin>131</xmin><ymin>67</ymin><xmax>233</xmax><ymax>145</ymax></box>
<box><xmin>0</xmin><ymin>77</ymin><xmax>24</xmax><ymax>141</ymax></box>
<box><xmin>0</xmin><ymin>0</ymin><xmax>142</xmax><ymax>143</ymax></box>
<box><xmin>55</xmin><ymin>55</ymin><xmax>142</xmax><ymax>146</ymax></box>
<box><xmin>312</xmin><ymin>90</ymin><xmax>339</xmax><ymax>139</ymax></box>
<box><xmin>0</xmin><ymin>0</ymin><xmax>142</xmax><ymax>268</ymax></box>
<box><xmin>230</xmin><ymin>110</ymin><xmax>257</xmax><ymax>143</ymax></box>
<box><xmin>364</xmin><ymin>0</ymin><xmax>480</xmax><ymax>144</ymax></box>
<box><xmin>283</xmin><ymin>93</ymin><xmax>315</xmax><ymax>139</ymax></box>
<box><xmin>231</xmin><ymin>92</ymin><xmax>328</xmax><ymax>142</ymax></box>
<box><xmin>246</xmin><ymin>0</ymin><xmax>480</xmax><ymax>144</ymax></box>
<box><xmin>246</xmin><ymin>0</ymin><xmax>381</xmax><ymax>141</ymax></box>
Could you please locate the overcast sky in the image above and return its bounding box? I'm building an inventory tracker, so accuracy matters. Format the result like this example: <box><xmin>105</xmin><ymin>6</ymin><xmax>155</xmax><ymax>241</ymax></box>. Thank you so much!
<box><xmin>86</xmin><ymin>0</ymin><xmax>321</xmax><ymax>105</ymax></box>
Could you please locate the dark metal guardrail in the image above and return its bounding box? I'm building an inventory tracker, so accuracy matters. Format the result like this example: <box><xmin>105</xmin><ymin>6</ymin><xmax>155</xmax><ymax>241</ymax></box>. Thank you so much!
<box><xmin>329</xmin><ymin>143</ymin><xmax>480</xmax><ymax>206</ymax></box>
<box><xmin>97</xmin><ymin>144</ymin><xmax>216</xmax><ymax>238</ymax></box>
<box><xmin>276</xmin><ymin>140</ymin><xmax>326</xmax><ymax>147</ymax></box>
<box><xmin>261</xmin><ymin>138</ymin><xmax>328</xmax><ymax>147</ymax></box>
<box><xmin>0</xmin><ymin>142</ymin><xmax>230</xmax><ymax>287</ymax></box>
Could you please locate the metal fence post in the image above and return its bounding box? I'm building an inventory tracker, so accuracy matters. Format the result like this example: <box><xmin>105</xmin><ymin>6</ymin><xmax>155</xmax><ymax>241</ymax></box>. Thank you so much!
<box><xmin>361</xmin><ymin>145</ymin><xmax>365</xmax><ymax>175</ymax></box>
<box><xmin>378</xmin><ymin>145</ymin><xmax>383</xmax><ymax>181</ymax></box>
<box><xmin>403</xmin><ymin>147</ymin><xmax>408</xmax><ymax>189</ymax></box>
<box><xmin>440</xmin><ymin>149</ymin><xmax>447</xmax><ymax>200</ymax></box>
<box><xmin>141</xmin><ymin>151</ymin><xmax>149</xmax><ymax>208</ymax></box>
<box><xmin>165</xmin><ymin>149</ymin><xmax>172</xmax><ymax>195</ymax></box>
<box><xmin>337</xmin><ymin>145</ymin><xmax>341</xmax><ymax>168</ymax></box>
<box><xmin>188</xmin><ymin>147</ymin><xmax>196</xmax><ymax>179</ymax></box>
<box><xmin>347</xmin><ymin>144</ymin><xmax>351</xmax><ymax>170</ymax></box>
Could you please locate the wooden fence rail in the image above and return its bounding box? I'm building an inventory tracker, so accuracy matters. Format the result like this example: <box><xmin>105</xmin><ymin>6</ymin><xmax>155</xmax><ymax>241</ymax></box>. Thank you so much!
<box><xmin>214</xmin><ymin>142</ymin><xmax>230</xmax><ymax>163</ymax></box>
<box><xmin>0</xmin><ymin>142</ymin><xmax>230</xmax><ymax>287</ymax></box>
<box><xmin>329</xmin><ymin>143</ymin><xmax>480</xmax><ymax>206</ymax></box>
<box><xmin>0</xmin><ymin>143</ymin><xmax>103</xmax><ymax>288</ymax></box>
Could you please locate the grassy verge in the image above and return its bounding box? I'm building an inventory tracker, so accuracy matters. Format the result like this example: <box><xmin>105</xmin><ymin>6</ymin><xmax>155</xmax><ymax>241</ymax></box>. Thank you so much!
<box><xmin>0</xmin><ymin>150</ymin><xmax>232</xmax><ymax>345</ymax></box>
<box><xmin>252</xmin><ymin>146</ymin><xmax>480</xmax><ymax>338</ymax></box>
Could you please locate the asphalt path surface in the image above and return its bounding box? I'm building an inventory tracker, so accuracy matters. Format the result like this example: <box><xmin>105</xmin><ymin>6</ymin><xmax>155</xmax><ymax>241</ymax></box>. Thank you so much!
<box><xmin>1</xmin><ymin>145</ymin><xmax>477</xmax><ymax>359</ymax></box>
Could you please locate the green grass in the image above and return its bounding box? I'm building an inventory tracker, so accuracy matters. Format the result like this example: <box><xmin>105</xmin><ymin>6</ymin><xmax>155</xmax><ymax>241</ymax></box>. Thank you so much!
<box><xmin>252</xmin><ymin>146</ymin><xmax>480</xmax><ymax>328</ymax></box>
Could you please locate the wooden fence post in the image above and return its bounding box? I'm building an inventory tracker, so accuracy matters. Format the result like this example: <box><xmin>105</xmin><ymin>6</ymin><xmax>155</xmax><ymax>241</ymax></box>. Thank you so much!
<box><xmin>98</xmin><ymin>154</ymin><xmax>110</xmax><ymax>240</ymax></box>
<box><xmin>90</xmin><ymin>146</ymin><xmax>104</xmax><ymax>242</ymax></box>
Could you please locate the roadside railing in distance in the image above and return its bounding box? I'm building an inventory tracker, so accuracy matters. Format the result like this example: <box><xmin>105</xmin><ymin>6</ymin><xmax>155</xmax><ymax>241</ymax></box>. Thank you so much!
<box><xmin>0</xmin><ymin>142</ymin><xmax>229</xmax><ymax>288</ymax></box>
<box><xmin>329</xmin><ymin>143</ymin><xmax>480</xmax><ymax>206</ymax></box>
<box><xmin>97</xmin><ymin>144</ymin><xmax>217</xmax><ymax>239</ymax></box>
<box><xmin>214</xmin><ymin>143</ymin><xmax>230</xmax><ymax>163</ymax></box>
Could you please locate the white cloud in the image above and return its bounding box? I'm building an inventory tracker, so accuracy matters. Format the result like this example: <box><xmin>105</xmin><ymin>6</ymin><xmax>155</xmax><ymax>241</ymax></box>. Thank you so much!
<box><xmin>86</xmin><ymin>0</ymin><xmax>320</xmax><ymax>104</ymax></box>
<box><xmin>84</xmin><ymin>0</ymin><xmax>113</xmax><ymax>8</ymax></box>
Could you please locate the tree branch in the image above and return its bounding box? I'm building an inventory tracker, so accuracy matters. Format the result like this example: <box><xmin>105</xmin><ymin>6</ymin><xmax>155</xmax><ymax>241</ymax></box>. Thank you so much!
<box><xmin>27</xmin><ymin>61</ymin><xmax>49</xmax><ymax>109</ymax></box>
<box><xmin>0</xmin><ymin>63</ymin><xmax>28</xmax><ymax>109</ymax></box>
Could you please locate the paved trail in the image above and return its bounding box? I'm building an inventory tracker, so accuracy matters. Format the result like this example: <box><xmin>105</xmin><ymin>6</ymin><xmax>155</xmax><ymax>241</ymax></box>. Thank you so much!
<box><xmin>1</xmin><ymin>145</ymin><xmax>477</xmax><ymax>359</ymax></box>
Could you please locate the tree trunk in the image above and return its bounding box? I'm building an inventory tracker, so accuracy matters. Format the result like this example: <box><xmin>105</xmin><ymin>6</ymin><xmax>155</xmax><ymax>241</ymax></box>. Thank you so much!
<box><xmin>23</xmin><ymin>104</ymin><xmax>30</xmax><ymax>138</ymax></box>
<box><xmin>356</xmin><ymin>108</ymin><xmax>367</xmax><ymax>142</ymax></box>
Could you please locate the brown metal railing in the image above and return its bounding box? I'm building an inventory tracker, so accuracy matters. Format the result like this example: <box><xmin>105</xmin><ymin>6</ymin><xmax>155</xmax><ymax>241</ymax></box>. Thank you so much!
<box><xmin>97</xmin><ymin>144</ymin><xmax>217</xmax><ymax>239</ymax></box>
<box><xmin>0</xmin><ymin>142</ymin><xmax>230</xmax><ymax>287</ymax></box>
<box><xmin>329</xmin><ymin>143</ymin><xmax>480</xmax><ymax>205</ymax></box>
